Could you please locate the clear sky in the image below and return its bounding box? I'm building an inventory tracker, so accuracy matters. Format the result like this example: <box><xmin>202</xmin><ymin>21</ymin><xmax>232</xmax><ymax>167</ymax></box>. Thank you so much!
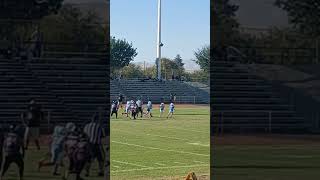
<box><xmin>110</xmin><ymin>0</ymin><xmax>210</xmax><ymax>71</ymax></box>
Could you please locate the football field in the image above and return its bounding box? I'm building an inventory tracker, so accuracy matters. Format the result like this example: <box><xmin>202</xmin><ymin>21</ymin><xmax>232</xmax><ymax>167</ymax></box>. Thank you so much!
<box><xmin>213</xmin><ymin>135</ymin><xmax>320</xmax><ymax>180</ymax></box>
<box><xmin>0</xmin><ymin>146</ymin><xmax>104</xmax><ymax>180</ymax></box>
<box><xmin>110</xmin><ymin>104</ymin><xmax>210</xmax><ymax>180</ymax></box>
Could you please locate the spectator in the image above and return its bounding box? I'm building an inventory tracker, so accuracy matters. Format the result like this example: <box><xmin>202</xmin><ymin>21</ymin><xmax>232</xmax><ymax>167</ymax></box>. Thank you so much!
<box><xmin>170</xmin><ymin>93</ymin><xmax>174</xmax><ymax>103</ymax></box>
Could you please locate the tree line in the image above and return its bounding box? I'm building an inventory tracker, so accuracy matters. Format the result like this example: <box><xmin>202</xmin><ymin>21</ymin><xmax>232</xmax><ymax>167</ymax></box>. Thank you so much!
<box><xmin>110</xmin><ymin>36</ymin><xmax>209</xmax><ymax>84</ymax></box>
<box><xmin>0</xmin><ymin>1</ymin><xmax>106</xmax><ymax>54</ymax></box>
<box><xmin>214</xmin><ymin>0</ymin><xmax>320</xmax><ymax>65</ymax></box>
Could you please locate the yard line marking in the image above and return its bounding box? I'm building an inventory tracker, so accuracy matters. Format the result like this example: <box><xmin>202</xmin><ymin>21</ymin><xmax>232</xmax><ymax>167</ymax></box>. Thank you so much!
<box><xmin>111</xmin><ymin>164</ymin><xmax>209</xmax><ymax>173</ymax></box>
<box><xmin>113</xmin><ymin>129</ymin><xmax>207</xmax><ymax>144</ymax></box>
<box><xmin>161</xmin><ymin>126</ymin><xmax>208</xmax><ymax>134</ymax></box>
<box><xmin>112</xmin><ymin>140</ymin><xmax>209</xmax><ymax>157</ymax></box>
<box><xmin>116</xmin><ymin>122</ymin><xmax>208</xmax><ymax>134</ymax></box>
<box><xmin>173</xmin><ymin>162</ymin><xmax>185</xmax><ymax>165</ymax></box>
<box><xmin>113</xmin><ymin>165</ymin><xmax>121</xmax><ymax>168</ymax></box>
<box><xmin>145</xmin><ymin>133</ymin><xmax>189</xmax><ymax>141</ymax></box>
<box><xmin>112</xmin><ymin>160</ymin><xmax>149</xmax><ymax>168</ymax></box>
<box><xmin>154</xmin><ymin>163</ymin><xmax>166</xmax><ymax>166</ymax></box>
<box><xmin>194</xmin><ymin>160</ymin><xmax>205</xmax><ymax>164</ymax></box>
<box><xmin>113</xmin><ymin>129</ymin><xmax>198</xmax><ymax>142</ymax></box>
<box><xmin>187</xmin><ymin>142</ymin><xmax>210</xmax><ymax>147</ymax></box>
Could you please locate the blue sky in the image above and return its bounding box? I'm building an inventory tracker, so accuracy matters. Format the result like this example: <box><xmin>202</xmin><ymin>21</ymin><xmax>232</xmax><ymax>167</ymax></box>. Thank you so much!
<box><xmin>110</xmin><ymin>0</ymin><xmax>210</xmax><ymax>71</ymax></box>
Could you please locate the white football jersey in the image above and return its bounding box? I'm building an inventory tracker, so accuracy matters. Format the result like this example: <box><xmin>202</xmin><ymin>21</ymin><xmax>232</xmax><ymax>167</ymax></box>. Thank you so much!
<box><xmin>169</xmin><ymin>103</ymin><xmax>174</xmax><ymax>109</ymax></box>
<box><xmin>160</xmin><ymin>103</ymin><xmax>165</xmax><ymax>110</ymax></box>
<box><xmin>136</xmin><ymin>100</ymin><xmax>142</xmax><ymax>107</ymax></box>
<box><xmin>147</xmin><ymin>101</ymin><xmax>152</xmax><ymax>109</ymax></box>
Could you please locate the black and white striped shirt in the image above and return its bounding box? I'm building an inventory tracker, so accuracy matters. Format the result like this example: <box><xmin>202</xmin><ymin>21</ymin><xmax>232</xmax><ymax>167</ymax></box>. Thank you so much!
<box><xmin>84</xmin><ymin>122</ymin><xmax>103</xmax><ymax>144</ymax></box>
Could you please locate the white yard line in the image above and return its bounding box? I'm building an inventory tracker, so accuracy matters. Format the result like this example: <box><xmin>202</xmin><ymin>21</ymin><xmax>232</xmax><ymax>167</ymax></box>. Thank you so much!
<box><xmin>154</xmin><ymin>163</ymin><xmax>166</xmax><ymax>166</ymax></box>
<box><xmin>146</xmin><ymin>133</ymin><xmax>190</xmax><ymax>141</ymax></box>
<box><xmin>157</xmin><ymin>126</ymin><xmax>208</xmax><ymax>134</ymax></box>
<box><xmin>113</xmin><ymin>129</ymin><xmax>208</xmax><ymax>145</ymax></box>
<box><xmin>113</xmin><ymin>129</ymin><xmax>195</xmax><ymax>142</ymax></box>
<box><xmin>112</xmin><ymin>160</ymin><xmax>149</xmax><ymax>168</ymax></box>
<box><xmin>173</xmin><ymin>162</ymin><xmax>185</xmax><ymax>165</ymax></box>
<box><xmin>114</xmin><ymin>122</ymin><xmax>208</xmax><ymax>134</ymax></box>
<box><xmin>194</xmin><ymin>160</ymin><xmax>205</xmax><ymax>164</ymax></box>
<box><xmin>111</xmin><ymin>164</ymin><xmax>209</xmax><ymax>173</ymax></box>
<box><xmin>112</xmin><ymin>140</ymin><xmax>210</xmax><ymax>157</ymax></box>
<box><xmin>187</xmin><ymin>142</ymin><xmax>210</xmax><ymax>147</ymax></box>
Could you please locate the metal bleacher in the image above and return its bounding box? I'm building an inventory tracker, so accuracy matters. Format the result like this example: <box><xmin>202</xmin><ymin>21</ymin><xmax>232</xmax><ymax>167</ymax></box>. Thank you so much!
<box><xmin>212</xmin><ymin>60</ymin><xmax>311</xmax><ymax>134</ymax></box>
<box><xmin>0</xmin><ymin>57</ymin><xmax>108</xmax><ymax>131</ymax></box>
<box><xmin>110</xmin><ymin>79</ymin><xmax>209</xmax><ymax>104</ymax></box>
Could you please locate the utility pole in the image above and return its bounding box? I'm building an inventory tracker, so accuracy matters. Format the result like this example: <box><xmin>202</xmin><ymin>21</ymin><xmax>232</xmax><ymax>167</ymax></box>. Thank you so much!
<box><xmin>144</xmin><ymin>61</ymin><xmax>146</xmax><ymax>75</ymax></box>
<box><xmin>156</xmin><ymin>0</ymin><xmax>163</xmax><ymax>80</ymax></box>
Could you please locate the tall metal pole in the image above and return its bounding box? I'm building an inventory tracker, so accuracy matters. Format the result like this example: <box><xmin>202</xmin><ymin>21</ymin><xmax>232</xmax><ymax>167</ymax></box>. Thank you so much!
<box><xmin>157</xmin><ymin>0</ymin><xmax>162</xmax><ymax>80</ymax></box>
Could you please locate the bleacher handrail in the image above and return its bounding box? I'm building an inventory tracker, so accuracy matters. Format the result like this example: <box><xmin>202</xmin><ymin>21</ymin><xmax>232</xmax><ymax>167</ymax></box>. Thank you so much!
<box><xmin>212</xmin><ymin>110</ymin><xmax>309</xmax><ymax>135</ymax></box>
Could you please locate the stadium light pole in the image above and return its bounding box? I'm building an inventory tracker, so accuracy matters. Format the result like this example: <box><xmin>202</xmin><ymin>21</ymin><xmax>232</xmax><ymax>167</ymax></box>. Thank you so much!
<box><xmin>156</xmin><ymin>0</ymin><xmax>163</xmax><ymax>80</ymax></box>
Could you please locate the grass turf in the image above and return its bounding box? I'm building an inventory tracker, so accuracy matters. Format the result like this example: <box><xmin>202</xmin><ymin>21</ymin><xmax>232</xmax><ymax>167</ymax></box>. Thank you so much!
<box><xmin>1</xmin><ymin>146</ymin><xmax>104</xmax><ymax>180</ymax></box>
<box><xmin>213</xmin><ymin>143</ymin><xmax>320</xmax><ymax>180</ymax></box>
<box><xmin>110</xmin><ymin>104</ymin><xmax>210</xmax><ymax>180</ymax></box>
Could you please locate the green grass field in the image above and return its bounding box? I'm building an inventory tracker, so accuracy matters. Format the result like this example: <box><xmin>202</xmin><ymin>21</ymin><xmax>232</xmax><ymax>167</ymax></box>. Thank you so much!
<box><xmin>213</xmin><ymin>136</ymin><xmax>320</xmax><ymax>180</ymax></box>
<box><xmin>1</xmin><ymin>147</ymin><xmax>104</xmax><ymax>180</ymax></box>
<box><xmin>110</xmin><ymin>104</ymin><xmax>210</xmax><ymax>180</ymax></box>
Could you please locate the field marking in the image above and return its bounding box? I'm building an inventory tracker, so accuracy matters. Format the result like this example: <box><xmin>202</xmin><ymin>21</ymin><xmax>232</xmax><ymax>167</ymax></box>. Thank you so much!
<box><xmin>114</xmin><ymin>121</ymin><xmax>209</xmax><ymax>134</ymax></box>
<box><xmin>194</xmin><ymin>160</ymin><xmax>205</xmax><ymax>164</ymax></box>
<box><xmin>159</xmin><ymin>126</ymin><xmax>208</xmax><ymax>134</ymax></box>
<box><xmin>145</xmin><ymin>133</ymin><xmax>190</xmax><ymax>141</ymax></box>
<box><xmin>173</xmin><ymin>162</ymin><xmax>185</xmax><ymax>165</ymax></box>
<box><xmin>112</xmin><ymin>160</ymin><xmax>149</xmax><ymax>168</ymax></box>
<box><xmin>111</xmin><ymin>164</ymin><xmax>209</xmax><ymax>173</ymax></box>
<box><xmin>113</xmin><ymin>129</ymin><xmax>204</xmax><ymax>143</ymax></box>
<box><xmin>113</xmin><ymin>165</ymin><xmax>121</xmax><ymax>168</ymax></box>
<box><xmin>187</xmin><ymin>142</ymin><xmax>210</xmax><ymax>147</ymax></box>
<box><xmin>112</xmin><ymin>140</ymin><xmax>209</xmax><ymax>157</ymax></box>
<box><xmin>154</xmin><ymin>163</ymin><xmax>166</xmax><ymax>166</ymax></box>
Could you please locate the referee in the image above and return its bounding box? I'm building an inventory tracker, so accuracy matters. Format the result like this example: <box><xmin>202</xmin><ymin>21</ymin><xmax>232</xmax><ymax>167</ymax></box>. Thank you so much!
<box><xmin>84</xmin><ymin>112</ymin><xmax>105</xmax><ymax>177</ymax></box>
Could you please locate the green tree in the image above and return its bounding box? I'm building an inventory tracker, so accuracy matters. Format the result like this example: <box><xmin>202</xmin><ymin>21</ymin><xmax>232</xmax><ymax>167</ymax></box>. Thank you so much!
<box><xmin>0</xmin><ymin>0</ymin><xmax>64</xmax><ymax>42</ymax></box>
<box><xmin>121</xmin><ymin>63</ymin><xmax>144</xmax><ymax>79</ymax></box>
<box><xmin>173</xmin><ymin>54</ymin><xmax>185</xmax><ymax>76</ymax></box>
<box><xmin>194</xmin><ymin>45</ymin><xmax>210</xmax><ymax>72</ymax></box>
<box><xmin>145</xmin><ymin>66</ymin><xmax>157</xmax><ymax>78</ymax></box>
<box><xmin>0</xmin><ymin>0</ymin><xmax>63</xmax><ymax>19</ymax></box>
<box><xmin>111</xmin><ymin>36</ymin><xmax>138</xmax><ymax>70</ymax></box>
<box><xmin>174</xmin><ymin>54</ymin><xmax>184</xmax><ymax>68</ymax></box>
<box><xmin>186</xmin><ymin>70</ymin><xmax>209</xmax><ymax>84</ymax></box>
<box><xmin>275</xmin><ymin>0</ymin><xmax>320</xmax><ymax>36</ymax></box>
<box><xmin>161</xmin><ymin>58</ymin><xmax>179</xmax><ymax>79</ymax></box>
<box><xmin>40</xmin><ymin>4</ymin><xmax>105</xmax><ymax>52</ymax></box>
<box><xmin>212</xmin><ymin>0</ymin><xmax>239</xmax><ymax>47</ymax></box>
